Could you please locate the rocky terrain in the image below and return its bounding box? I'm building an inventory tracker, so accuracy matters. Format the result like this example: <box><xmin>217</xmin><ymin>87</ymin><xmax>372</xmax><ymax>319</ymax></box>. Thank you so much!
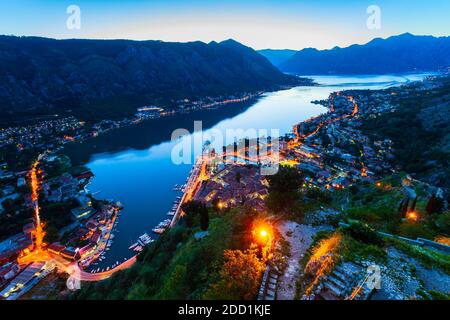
<box><xmin>0</xmin><ymin>36</ymin><xmax>308</xmax><ymax>123</ymax></box>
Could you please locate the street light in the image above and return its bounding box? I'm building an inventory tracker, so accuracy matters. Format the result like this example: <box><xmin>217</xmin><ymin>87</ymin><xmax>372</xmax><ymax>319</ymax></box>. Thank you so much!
<box><xmin>253</xmin><ymin>223</ymin><xmax>273</xmax><ymax>246</ymax></box>
<box><xmin>406</xmin><ymin>211</ymin><xmax>419</xmax><ymax>222</ymax></box>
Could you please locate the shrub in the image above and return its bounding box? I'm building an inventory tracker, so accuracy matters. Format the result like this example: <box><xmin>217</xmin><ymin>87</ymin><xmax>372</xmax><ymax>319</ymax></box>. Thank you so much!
<box><xmin>435</xmin><ymin>212</ymin><xmax>450</xmax><ymax>235</ymax></box>
<box><xmin>344</xmin><ymin>222</ymin><xmax>384</xmax><ymax>246</ymax></box>
<box><xmin>398</xmin><ymin>222</ymin><xmax>434</xmax><ymax>240</ymax></box>
<box><xmin>203</xmin><ymin>248</ymin><xmax>265</xmax><ymax>300</ymax></box>
<box><xmin>306</xmin><ymin>188</ymin><xmax>332</xmax><ymax>204</ymax></box>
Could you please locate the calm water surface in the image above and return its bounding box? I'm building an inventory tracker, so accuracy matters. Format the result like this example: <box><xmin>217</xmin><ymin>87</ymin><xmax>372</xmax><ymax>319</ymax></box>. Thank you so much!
<box><xmin>63</xmin><ymin>74</ymin><xmax>431</xmax><ymax>267</ymax></box>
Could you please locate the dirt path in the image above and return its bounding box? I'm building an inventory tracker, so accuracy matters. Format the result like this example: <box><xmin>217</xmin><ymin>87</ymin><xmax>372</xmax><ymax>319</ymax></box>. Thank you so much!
<box><xmin>371</xmin><ymin>247</ymin><xmax>450</xmax><ymax>299</ymax></box>
<box><xmin>276</xmin><ymin>221</ymin><xmax>331</xmax><ymax>300</ymax></box>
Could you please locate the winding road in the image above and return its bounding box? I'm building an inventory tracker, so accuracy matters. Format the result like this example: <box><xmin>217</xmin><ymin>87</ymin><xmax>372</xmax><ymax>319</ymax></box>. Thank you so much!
<box><xmin>75</xmin><ymin>255</ymin><xmax>137</xmax><ymax>281</ymax></box>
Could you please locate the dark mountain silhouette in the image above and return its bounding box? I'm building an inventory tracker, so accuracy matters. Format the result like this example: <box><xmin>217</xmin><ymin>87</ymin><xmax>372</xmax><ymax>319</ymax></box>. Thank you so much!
<box><xmin>279</xmin><ymin>33</ymin><xmax>450</xmax><ymax>75</ymax></box>
<box><xmin>0</xmin><ymin>36</ymin><xmax>307</xmax><ymax>123</ymax></box>
<box><xmin>258</xmin><ymin>49</ymin><xmax>297</xmax><ymax>67</ymax></box>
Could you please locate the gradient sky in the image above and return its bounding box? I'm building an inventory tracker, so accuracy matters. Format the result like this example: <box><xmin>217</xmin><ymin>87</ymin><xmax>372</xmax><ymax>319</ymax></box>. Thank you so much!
<box><xmin>1</xmin><ymin>0</ymin><xmax>449</xmax><ymax>50</ymax></box>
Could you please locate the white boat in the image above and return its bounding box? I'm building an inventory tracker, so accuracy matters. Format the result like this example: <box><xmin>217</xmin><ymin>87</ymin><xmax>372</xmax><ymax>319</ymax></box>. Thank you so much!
<box><xmin>139</xmin><ymin>233</ymin><xmax>153</xmax><ymax>245</ymax></box>
<box><xmin>129</xmin><ymin>242</ymin><xmax>139</xmax><ymax>250</ymax></box>
<box><xmin>152</xmin><ymin>228</ymin><xmax>165</xmax><ymax>234</ymax></box>
<box><xmin>152</xmin><ymin>219</ymin><xmax>172</xmax><ymax>234</ymax></box>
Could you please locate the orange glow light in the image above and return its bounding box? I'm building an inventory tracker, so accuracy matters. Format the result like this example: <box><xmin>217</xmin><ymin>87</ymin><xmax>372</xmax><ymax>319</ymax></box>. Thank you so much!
<box><xmin>253</xmin><ymin>223</ymin><xmax>273</xmax><ymax>245</ymax></box>
<box><xmin>406</xmin><ymin>211</ymin><xmax>419</xmax><ymax>222</ymax></box>
<box><xmin>435</xmin><ymin>236</ymin><xmax>450</xmax><ymax>246</ymax></box>
<box><xmin>304</xmin><ymin>233</ymin><xmax>342</xmax><ymax>296</ymax></box>
<box><xmin>361</xmin><ymin>168</ymin><xmax>368</xmax><ymax>177</ymax></box>
<box><xmin>19</xmin><ymin>160</ymin><xmax>47</xmax><ymax>262</ymax></box>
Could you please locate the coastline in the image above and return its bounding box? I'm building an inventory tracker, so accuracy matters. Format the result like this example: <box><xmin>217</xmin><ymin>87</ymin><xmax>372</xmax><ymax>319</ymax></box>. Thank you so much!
<box><xmin>52</xmin><ymin>85</ymin><xmax>307</xmax><ymax>265</ymax></box>
<box><xmin>68</xmin><ymin>74</ymin><xmax>433</xmax><ymax>264</ymax></box>
<box><xmin>2</xmin><ymin>73</ymin><xmax>446</xmax><ymax>300</ymax></box>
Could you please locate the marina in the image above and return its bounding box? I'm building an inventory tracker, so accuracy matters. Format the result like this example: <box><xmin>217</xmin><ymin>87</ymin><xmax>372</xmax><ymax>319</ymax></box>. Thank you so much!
<box><xmin>128</xmin><ymin>233</ymin><xmax>155</xmax><ymax>252</ymax></box>
<box><xmin>64</xmin><ymin>75</ymin><xmax>428</xmax><ymax>269</ymax></box>
<box><xmin>152</xmin><ymin>219</ymin><xmax>172</xmax><ymax>234</ymax></box>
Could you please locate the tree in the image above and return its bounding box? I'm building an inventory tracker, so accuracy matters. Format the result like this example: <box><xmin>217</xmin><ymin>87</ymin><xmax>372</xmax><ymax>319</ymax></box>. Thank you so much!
<box><xmin>235</xmin><ymin>172</ymin><xmax>241</xmax><ymax>183</ymax></box>
<box><xmin>397</xmin><ymin>199</ymin><xmax>405</xmax><ymax>213</ymax></box>
<box><xmin>398</xmin><ymin>222</ymin><xmax>434</xmax><ymax>239</ymax></box>
<box><xmin>410</xmin><ymin>197</ymin><xmax>418</xmax><ymax>212</ymax></box>
<box><xmin>322</xmin><ymin>134</ymin><xmax>332</xmax><ymax>148</ymax></box>
<box><xmin>181</xmin><ymin>200</ymin><xmax>202</xmax><ymax>228</ymax></box>
<box><xmin>127</xmin><ymin>283</ymin><xmax>150</xmax><ymax>300</ymax></box>
<box><xmin>200</xmin><ymin>206</ymin><xmax>209</xmax><ymax>231</ymax></box>
<box><xmin>204</xmin><ymin>248</ymin><xmax>264</xmax><ymax>300</ymax></box>
<box><xmin>181</xmin><ymin>200</ymin><xmax>208</xmax><ymax>229</ymax></box>
<box><xmin>267</xmin><ymin>165</ymin><xmax>304</xmax><ymax>193</ymax></box>
<box><xmin>306</xmin><ymin>188</ymin><xmax>331</xmax><ymax>204</ymax></box>
<box><xmin>426</xmin><ymin>194</ymin><xmax>444</xmax><ymax>215</ymax></box>
<box><xmin>349</xmin><ymin>185</ymin><xmax>359</xmax><ymax>195</ymax></box>
<box><xmin>44</xmin><ymin>225</ymin><xmax>60</xmax><ymax>243</ymax></box>
<box><xmin>435</xmin><ymin>212</ymin><xmax>450</xmax><ymax>234</ymax></box>
<box><xmin>157</xmin><ymin>264</ymin><xmax>189</xmax><ymax>299</ymax></box>
<box><xmin>266</xmin><ymin>165</ymin><xmax>304</xmax><ymax>213</ymax></box>
<box><xmin>401</xmin><ymin>197</ymin><xmax>410</xmax><ymax>216</ymax></box>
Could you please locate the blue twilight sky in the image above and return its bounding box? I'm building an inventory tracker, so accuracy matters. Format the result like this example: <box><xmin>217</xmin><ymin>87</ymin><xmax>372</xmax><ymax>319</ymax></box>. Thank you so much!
<box><xmin>1</xmin><ymin>0</ymin><xmax>449</xmax><ymax>50</ymax></box>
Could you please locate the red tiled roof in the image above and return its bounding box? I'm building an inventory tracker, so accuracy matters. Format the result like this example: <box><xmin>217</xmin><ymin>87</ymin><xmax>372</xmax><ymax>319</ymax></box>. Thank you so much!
<box><xmin>90</xmin><ymin>230</ymin><xmax>102</xmax><ymax>243</ymax></box>
<box><xmin>47</xmin><ymin>243</ymin><xmax>66</xmax><ymax>254</ymax></box>
<box><xmin>60</xmin><ymin>248</ymin><xmax>77</xmax><ymax>259</ymax></box>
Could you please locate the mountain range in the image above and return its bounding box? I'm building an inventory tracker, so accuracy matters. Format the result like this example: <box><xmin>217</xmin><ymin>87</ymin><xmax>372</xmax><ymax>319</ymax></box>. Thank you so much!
<box><xmin>257</xmin><ymin>49</ymin><xmax>297</xmax><ymax>67</ymax></box>
<box><xmin>3</xmin><ymin>33</ymin><xmax>449</xmax><ymax>126</ymax></box>
<box><xmin>0</xmin><ymin>36</ymin><xmax>305</xmax><ymax>124</ymax></box>
<box><xmin>259</xmin><ymin>33</ymin><xmax>450</xmax><ymax>75</ymax></box>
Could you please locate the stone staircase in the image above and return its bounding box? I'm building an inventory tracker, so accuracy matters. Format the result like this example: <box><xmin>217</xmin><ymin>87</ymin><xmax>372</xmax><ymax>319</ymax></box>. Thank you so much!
<box><xmin>258</xmin><ymin>266</ymin><xmax>279</xmax><ymax>300</ymax></box>
<box><xmin>316</xmin><ymin>262</ymin><xmax>374</xmax><ymax>300</ymax></box>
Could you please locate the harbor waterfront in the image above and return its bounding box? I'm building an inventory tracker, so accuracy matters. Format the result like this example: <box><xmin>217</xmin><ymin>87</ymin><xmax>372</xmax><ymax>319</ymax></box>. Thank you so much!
<box><xmin>63</xmin><ymin>74</ymin><xmax>432</xmax><ymax>270</ymax></box>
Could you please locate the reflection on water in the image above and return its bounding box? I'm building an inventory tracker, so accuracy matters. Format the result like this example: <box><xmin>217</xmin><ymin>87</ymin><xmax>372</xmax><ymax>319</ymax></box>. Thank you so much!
<box><xmin>65</xmin><ymin>99</ymin><xmax>256</xmax><ymax>165</ymax></box>
<box><xmin>63</xmin><ymin>74</ymin><xmax>432</xmax><ymax>268</ymax></box>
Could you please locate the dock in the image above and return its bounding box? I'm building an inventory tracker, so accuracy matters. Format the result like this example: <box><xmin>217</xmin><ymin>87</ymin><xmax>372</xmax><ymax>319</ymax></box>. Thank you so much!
<box><xmin>169</xmin><ymin>157</ymin><xmax>207</xmax><ymax>228</ymax></box>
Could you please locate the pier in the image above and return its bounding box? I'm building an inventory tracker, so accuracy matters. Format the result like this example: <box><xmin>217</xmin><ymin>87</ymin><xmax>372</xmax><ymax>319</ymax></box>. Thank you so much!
<box><xmin>169</xmin><ymin>157</ymin><xmax>208</xmax><ymax>228</ymax></box>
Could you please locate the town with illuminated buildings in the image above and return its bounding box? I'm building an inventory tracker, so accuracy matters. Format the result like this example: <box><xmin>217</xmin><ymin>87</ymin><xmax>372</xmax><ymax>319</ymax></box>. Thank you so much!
<box><xmin>0</xmin><ymin>76</ymin><xmax>449</xmax><ymax>300</ymax></box>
